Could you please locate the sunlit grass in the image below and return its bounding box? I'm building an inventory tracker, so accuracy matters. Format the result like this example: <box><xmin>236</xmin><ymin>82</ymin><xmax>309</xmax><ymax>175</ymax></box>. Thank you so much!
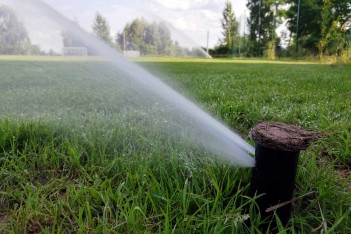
<box><xmin>0</xmin><ymin>55</ymin><xmax>105</xmax><ymax>62</ymax></box>
<box><xmin>133</xmin><ymin>56</ymin><xmax>320</xmax><ymax>65</ymax></box>
<box><xmin>0</xmin><ymin>54</ymin><xmax>320</xmax><ymax>65</ymax></box>
<box><xmin>0</xmin><ymin>57</ymin><xmax>350</xmax><ymax>233</ymax></box>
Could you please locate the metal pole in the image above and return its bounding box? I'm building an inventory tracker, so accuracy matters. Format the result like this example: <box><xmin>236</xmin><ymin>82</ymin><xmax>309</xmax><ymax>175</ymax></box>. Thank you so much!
<box><xmin>243</xmin><ymin>11</ymin><xmax>246</xmax><ymax>55</ymax></box>
<box><xmin>206</xmin><ymin>31</ymin><xmax>209</xmax><ymax>54</ymax></box>
<box><xmin>123</xmin><ymin>31</ymin><xmax>126</xmax><ymax>51</ymax></box>
<box><xmin>232</xmin><ymin>26</ymin><xmax>235</xmax><ymax>58</ymax></box>
<box><xmin>238</xmin><ymin>33</ymin><xmax>241</xmax><ymax>57</ymax></box>
<box><xmin>258</xmin><ymin>0</ymin><xmax>262</xmax><ymax>56</ymax></box>
<box><xmin>272</xmin><ymin>6</ymin><xmax>275</xmax><ymax>46</ymax></box>
<box><xmin>271</xmin><ymin>1</ymin><xmax>278</xmax><ymax>59</ymax></box>
<box><xmin>296</xmin><ymin>0</ymin><xmax>301</xmax><ymax>56</ymax></box>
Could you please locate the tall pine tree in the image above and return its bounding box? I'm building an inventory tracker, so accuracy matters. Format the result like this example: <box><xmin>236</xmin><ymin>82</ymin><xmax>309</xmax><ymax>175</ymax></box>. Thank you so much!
<box><xmin>247</xmin><ymin>0</ymin><xmax>283</xmax><ymax>57</ymax></box>
<box><xmin>219</xmin><ymin>1</ymin><xmax>239</xmax><ymax>54</ymax></box>
<box><xmin>92</xmin><ymin>12</ymin><xmax>112</xmax><ymax>44</ymax></box>
<box><xmin>116</xmin><ymin>19</ymin><xmax>174</xmax><ymax>56</ymax></box>
<box><xmin>0</xmin><ymin>5</ymin><xmax>31</xmax><ymax>54</ymax></box>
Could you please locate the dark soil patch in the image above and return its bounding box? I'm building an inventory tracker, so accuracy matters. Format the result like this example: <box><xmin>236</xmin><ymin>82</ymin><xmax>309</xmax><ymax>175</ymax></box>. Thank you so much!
<box><xmin>0</xmin><ymin>214</ymin><xmax>8</xmax><ymax>224</ymax></box>
<box><xmin>334</xmin><ymin>166</ymin><xmax>351</xmax><ymax>191</ymax></box>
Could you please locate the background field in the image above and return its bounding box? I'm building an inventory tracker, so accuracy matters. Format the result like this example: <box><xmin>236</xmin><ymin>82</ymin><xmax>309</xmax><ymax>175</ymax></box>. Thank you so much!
<box><xmin>0</xmin><ymin>57</ymin><xmax>350</xmax><ymax>233</ymax></box>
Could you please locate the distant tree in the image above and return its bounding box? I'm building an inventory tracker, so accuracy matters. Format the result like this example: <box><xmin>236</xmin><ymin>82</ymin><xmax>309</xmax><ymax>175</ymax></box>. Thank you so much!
<box><xmin>143</xmin><ymin>22</ymin><xmax>160</xmax><ymax>54</ymax></box>
<box><xmin>247</xmin><ymin>0</ymin><xmax>266</xmax><ymax>56</ymax></box>
<box><xmin>27</xmin><ymin>44</ymin><xmax>43</xmax><ymax>55</ymax></box>
<box><xmin>286</xmin><ymin>0</ymin><xmax>351</xmax><ymax>57</ymax></box>
<box><xmin>157</xmin><ymin>22</ymin><xmax>173</xmax><ymax>55</ymax></box>
<box><xmin>0</xmin><ymin>5</ymin><xmax>31</xmax><ymax>55</ymax></box>
<box><xmin>173</xmin><ymin>41</ymin><xmax>185</xmax><ymax>57</ymax></box>
<box><xmin>117</xmin><ymin>18</ymin><xmax>174</xmax><ymax>56</ymax></box>
<box><xmin>247</xmin><ymin>0</ymin><xmax>283</xmax><ymax>57</ymax></box>
<box><xmin>219</xmin><ymin>1</ymin><xmax>239</xmax><ymax>54</ymax></box>
<box><xmin>92</xmin><ymin>12</ymin><xmax>112</xmax><ymax>44</ymax></box>
<box><xmin>61</xmin><ymin>30</ymin><xmax>85</xmax><ymax>47</ymax></box>
<box><xmin>123</xmin><ymin>18</ymin><xmax>146</xmax><ymax>51</ymax></box>
<box><xmin>286</xmin><ymin>0</ymin><xmax>322</xmax><ymax>56</ymax></box>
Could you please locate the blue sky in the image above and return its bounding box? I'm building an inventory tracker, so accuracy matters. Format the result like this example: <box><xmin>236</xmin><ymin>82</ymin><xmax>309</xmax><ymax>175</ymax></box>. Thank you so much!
<box><xmin>1</xmin><ymin>0</ymin><xmax>249</xmax><ymax>51</ymax></box>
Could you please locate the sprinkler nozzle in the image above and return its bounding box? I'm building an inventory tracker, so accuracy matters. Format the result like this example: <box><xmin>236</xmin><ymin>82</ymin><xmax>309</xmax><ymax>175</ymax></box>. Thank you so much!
<box><xmin>247</xmin><ymin>121</ymin><xmax>318</xmax><ymax>231</ymax></box>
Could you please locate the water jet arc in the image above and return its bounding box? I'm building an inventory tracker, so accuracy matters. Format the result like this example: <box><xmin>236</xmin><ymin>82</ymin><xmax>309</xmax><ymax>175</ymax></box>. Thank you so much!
<box><xmin>248</xmin><ymin>121</ymin><xmax>318</xmax><ymax>231</ymax></box>
<box><xmin>11</xmin><ymin>0</ymin><xmax>255</xmax><ymax>167</ymax></box>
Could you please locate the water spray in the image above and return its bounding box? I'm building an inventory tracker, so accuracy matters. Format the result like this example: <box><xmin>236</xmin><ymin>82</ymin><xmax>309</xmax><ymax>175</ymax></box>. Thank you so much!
<box><xmin>247</xmin><ymin>121</ymin><xmax>318</xmax><ymax>231</ymax></box>
<box><xmin>8</xmin><ymin>0</ymin><xmax>255</xmax><ymax>166</ymax></box>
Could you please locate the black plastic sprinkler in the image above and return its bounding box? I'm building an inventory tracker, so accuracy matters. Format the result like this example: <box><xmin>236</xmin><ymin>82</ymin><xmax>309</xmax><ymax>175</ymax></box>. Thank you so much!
<box><xmin>247</xmin><ymin>121</ymin><xmax>318</xmax><ymax>231</ymax></box>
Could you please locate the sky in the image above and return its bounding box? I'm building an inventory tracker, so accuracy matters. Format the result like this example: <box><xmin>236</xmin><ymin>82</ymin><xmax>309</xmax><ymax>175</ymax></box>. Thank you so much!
<box><xmin>1</xmin><ymin>0</ymin><xmax>249</xmax><ymax>52</ymax></box>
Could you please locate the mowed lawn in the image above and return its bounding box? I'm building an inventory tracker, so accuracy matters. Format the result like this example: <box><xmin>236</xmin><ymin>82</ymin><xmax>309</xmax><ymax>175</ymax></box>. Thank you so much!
<box><xmin>0</xmin><ymin>56</ymin><xmax>350</xmax><ymax>233</ymax></box>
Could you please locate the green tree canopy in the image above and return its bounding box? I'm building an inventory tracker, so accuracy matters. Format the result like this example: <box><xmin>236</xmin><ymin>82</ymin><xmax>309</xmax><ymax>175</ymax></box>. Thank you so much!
<box><xmin>219</xmin><ymin>1</ymin><xmax>239</xmax><ymax>53</ymax></box>
<box><xmin>0</xmin><ymin>5</ymin><xmax>31</xmax><ymax>55</ymax></box>
<box><xmin>92</xmin><ymin>12</ymin><xmax>112</xmax><ymax>44</ymax></box>
<box><xmin>116</xmin><ymin>18</ymin><xmax>175</xmax><ymax>56</ymax></box>
<box><xmin>247</xmin><ymin>0</ymin><xmax>283</xmax><ymax>57</ymax></box>
<box><xmin>62</xmin><ymin>30</ymin><xmax>85</xmax><ymax>47</ymax></box>
<box><xmin>286</xmin><ymin>0</ymin><xmax>351</xmax><ymax>56</ymax></box>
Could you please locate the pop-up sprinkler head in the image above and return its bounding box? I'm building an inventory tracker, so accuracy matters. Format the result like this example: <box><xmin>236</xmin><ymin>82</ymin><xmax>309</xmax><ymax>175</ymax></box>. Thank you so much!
<box><xmin>248</xmin><ymin>121</ymin><xmax>318</xmax><ymax>231</ymax></box>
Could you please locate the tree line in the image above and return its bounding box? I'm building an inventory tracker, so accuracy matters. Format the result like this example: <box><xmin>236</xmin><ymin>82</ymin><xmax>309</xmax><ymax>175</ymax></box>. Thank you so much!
<box><xmin>216</xmin><ymin>0</ymin><xmax>351</xmax><ymax>59</ymax></box>
<box><xmin>0</xmin><ymin>4</ymin><xmax>200</xmax><ymax>57</ymax></box>
<box><xmin>60</xmin><ymin>12</ymin><xmax>205</xmax><ymax>57</ymax></box>
<box><xmin>0</xmin><ymin>5</ymin><xmax>46</xmax><ymax>55</ymax></box>
<box><xmin>2</xmin><ymin>1</ymin><xmax>351</xmax><ymax>59</ymax></box>
<box><xmin>87</xmin><ymin>13</ymin><xmax>203</xmax><ymax>57</ymax></box>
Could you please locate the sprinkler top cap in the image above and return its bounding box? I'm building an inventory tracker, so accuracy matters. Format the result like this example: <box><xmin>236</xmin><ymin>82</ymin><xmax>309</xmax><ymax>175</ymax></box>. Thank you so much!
<box><xmin>250</xmin><ymin>121</ymin><xmax>318</xmax><ymax>152</ymax></box>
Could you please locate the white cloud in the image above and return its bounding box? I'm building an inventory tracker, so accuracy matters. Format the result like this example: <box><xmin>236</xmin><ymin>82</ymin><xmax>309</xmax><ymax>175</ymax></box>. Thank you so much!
<box><xmin>150</xmin><ymin>0</ymin><xmax>191</xmax><ymax>10</ymax></box>
<box><xmin>174</xmin><ymin>18</ymin><xmax>189</xmax><ymax>30</ymax></box>
<box><xmin>137</xmin><ymin>0</ymin><xmax>249</xmax><ymax>47</ymax></box>
<box><xmin>1</xmin><ymin>0</ymin><xmax>249</xmax><ymax>51</ymax></box>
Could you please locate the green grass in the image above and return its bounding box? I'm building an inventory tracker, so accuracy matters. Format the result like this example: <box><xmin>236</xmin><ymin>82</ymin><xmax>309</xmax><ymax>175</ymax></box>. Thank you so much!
<box><xmin>0</xmin><ymin>57</ymin><xmax>350</xmax><ymax>233</ymax></box>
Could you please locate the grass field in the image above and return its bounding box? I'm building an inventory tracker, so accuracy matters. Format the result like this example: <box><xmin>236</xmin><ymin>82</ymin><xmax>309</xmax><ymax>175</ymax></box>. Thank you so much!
<box><xmin>0</xmin><ymin>57</ymin><xmax>350</xmax><ymax>233</ymax></box>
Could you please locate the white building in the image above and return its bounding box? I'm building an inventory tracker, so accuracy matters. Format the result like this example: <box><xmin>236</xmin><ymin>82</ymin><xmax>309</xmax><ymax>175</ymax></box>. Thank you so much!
<box><xmin>123</xmin><ymin>50</ymin><xmax>140</xmax><ymax>58</ymax></box>
<box><xmin>62</xmin><ymin>47</ymin><xmax>88</xmax><ymax>56</ymax></box>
